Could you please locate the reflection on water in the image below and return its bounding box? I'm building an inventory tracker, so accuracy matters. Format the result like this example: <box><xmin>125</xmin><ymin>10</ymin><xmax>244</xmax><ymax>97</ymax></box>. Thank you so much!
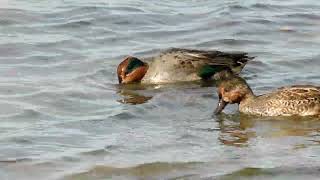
<box><xmin>217</xmin><ymin>114</ymin><xmax>256</xmax><ymax>147</ymax></box>
<box><xmin>117</xmin><ymin>84</ymin><xmax>154</xmax><ymax>105</ymax></box>
<box><xmin>116</xmin><ymin>80</ymin><xmax>217</xmax><ymax>105</ymax></box>
<box><xmin>217</xmin><ymin>114</ymin><xmax>320</xmax><ymax>148</ymax></box>
<box><xmin>117</xmin><ymin>90</ymin><xmax>152</xmax><ymax>105</ymax></box>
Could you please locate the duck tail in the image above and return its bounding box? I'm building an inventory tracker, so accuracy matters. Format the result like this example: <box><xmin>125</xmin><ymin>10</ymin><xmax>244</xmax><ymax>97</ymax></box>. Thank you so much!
<box><xmin>231</xmin><ymin>53</ymin><xmax>254</xmax><ymax>74</ymax></box>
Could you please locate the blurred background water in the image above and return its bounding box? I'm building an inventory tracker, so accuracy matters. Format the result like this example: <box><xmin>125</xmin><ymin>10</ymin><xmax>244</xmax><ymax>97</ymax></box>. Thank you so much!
<box><xmin>1</xmin><ymin>0</ymin><xmax>320</xmax><ymax>179</ymax></box>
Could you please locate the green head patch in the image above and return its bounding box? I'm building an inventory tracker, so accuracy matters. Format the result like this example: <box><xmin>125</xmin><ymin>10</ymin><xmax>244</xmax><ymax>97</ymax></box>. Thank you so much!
<box><xmin>125</xmin><ymin>57</ymin><xmax>145</xmax><ymax>75</ymax></box>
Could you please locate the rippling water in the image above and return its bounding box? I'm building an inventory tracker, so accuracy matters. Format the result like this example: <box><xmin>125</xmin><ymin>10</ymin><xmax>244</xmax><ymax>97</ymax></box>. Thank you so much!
<box><xmin>1</xmin><ymin>0</ymin><xmax>320</xmax><ymax>179</ymax></box>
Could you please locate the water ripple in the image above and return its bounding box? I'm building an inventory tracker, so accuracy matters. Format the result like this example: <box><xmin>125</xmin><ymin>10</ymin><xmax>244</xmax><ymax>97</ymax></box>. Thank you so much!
<box><xmin>1</xmin><ymin>0</ymin><xmax>320</xmax><ymax>179</ymax></box>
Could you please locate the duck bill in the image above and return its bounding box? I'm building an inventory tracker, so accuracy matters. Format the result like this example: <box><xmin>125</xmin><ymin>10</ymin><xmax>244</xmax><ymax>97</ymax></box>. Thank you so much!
<box><xmin>214</xmin><ymin>98</ymin><xmax>228</xmax><ymax>115</ymax></box>
<box><xmin>118</xmin><ymin>75</ymin><xmax>122</xmax><ymax>83</ymax></box>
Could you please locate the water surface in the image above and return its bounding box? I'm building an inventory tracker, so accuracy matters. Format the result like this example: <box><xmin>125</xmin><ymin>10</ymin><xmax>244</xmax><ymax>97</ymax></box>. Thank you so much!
<box><xmin>1</xmin><ymin>0</ymin><xmax>320</xmax><ymax>179</ymax></box>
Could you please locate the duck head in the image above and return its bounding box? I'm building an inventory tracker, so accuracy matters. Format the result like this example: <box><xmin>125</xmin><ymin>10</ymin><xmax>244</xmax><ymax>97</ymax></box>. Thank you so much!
<box><xmin>117</xmin><ymin>56</ymin><xmax>149</xmax><ymax>84</ymax></box>
<box><xmin>214</xmin><ymin>75</ymin><xmax>253</xmax><ymax>114</ymax></box>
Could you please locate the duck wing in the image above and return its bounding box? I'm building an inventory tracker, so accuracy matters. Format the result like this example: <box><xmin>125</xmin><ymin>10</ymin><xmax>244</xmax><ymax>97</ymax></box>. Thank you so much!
<box><xmin>158</xmin><ymin>48</ymin><xmax>253</xmax><ymax>78</ymax></box>
<box><xmin>260</xmin><ymin>85</ymin><xmax>320</xmax><ymax>116</ymax></box>
<box><xmin>276</xmin><ymin>85</ymin><xmax>320</xmax><ymax>100</ymax></box>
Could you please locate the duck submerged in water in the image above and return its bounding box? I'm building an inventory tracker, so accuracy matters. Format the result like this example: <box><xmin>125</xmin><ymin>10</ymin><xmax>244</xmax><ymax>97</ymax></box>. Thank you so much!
<box><xmin>117</xmin><ymin>48</ymin><xmax>253</xmax><ymax>84</ymax></box>
<box><xmin>214</xmin><ymin>71</ymin><xmax>320</xmax><ymax>116</ymax></box>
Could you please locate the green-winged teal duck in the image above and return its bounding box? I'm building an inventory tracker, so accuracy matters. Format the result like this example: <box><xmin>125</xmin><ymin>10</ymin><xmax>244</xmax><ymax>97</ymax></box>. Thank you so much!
<box><xmin>214</xmin><ymin>72</ymin><xmax>320</xmax><ymax>116</ymax></box>
<box><xmin>117</xmin><ymin>48</ymin><xmax>253</xmax><ymax>84</ymax></box>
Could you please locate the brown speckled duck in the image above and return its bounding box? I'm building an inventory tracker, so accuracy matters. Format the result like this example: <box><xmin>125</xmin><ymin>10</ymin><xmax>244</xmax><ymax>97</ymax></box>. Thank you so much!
<box><xmin>117</xmin><ymin>48</ymin><xmax>253</xmax><ymax>84</ymax></box>
<box><xmin>214</xmin><ymin>72</ymin><xmax>320</xmax><ymax>116</ymax></box>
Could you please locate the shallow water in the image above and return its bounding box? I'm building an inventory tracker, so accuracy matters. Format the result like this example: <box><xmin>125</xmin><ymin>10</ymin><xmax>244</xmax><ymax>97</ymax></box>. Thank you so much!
<box><xmin>1</xmin><ymin>0</ymin><xmax>320</xmax><ymax>179</ymax></box>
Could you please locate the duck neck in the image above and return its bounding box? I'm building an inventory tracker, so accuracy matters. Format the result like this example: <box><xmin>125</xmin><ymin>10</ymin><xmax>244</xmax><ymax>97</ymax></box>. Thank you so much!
<box><xmin>140</xmin><ymin>61</ymin><xmax>152</xmax><ymax>82</ymax></box>
<box><xmin>240</xmin><ymin>90</ymin><xmax>258</xmax><ymax>110</ymax></box>
<box><xmin>244</xmin><ymin>90</ymin><xmax>256</xmax><ymax>101</ymax></box>
<box><xmin>240</xmin><ymin>83</ymin><xmax>257</xmax><ymax>103</ymax></box>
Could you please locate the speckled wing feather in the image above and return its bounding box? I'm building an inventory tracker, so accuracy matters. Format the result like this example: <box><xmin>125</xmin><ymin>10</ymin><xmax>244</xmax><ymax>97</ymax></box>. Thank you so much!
<box><xmin>258</xmin><ymin>85</ymin><xmax>320</xmax><ymax>116</ymax></box>
<box><xmin>276</xmin><ymin>85</ymin><xmax>320</xmax><ymax>104</ymax></box>
<box><xmin>160</xmin><ymin>48</ymin><xmax>253</xmax><ymax>74</ymax></box>
<box><xmin>142</xmin><ymin>48</ymin><xmax>253</xmax><ymax>83</ymax></box>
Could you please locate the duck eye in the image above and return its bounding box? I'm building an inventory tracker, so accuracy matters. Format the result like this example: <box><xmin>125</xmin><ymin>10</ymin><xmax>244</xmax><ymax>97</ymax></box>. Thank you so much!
<box><xmin>223</xmin><ymin>86</ymin><xmax>231</xmax><ymax>93</ymax></box>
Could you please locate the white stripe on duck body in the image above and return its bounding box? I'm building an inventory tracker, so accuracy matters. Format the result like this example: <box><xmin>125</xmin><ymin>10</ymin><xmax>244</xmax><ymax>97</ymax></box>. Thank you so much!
<box><xmin>214</xmin><ymin>71</ymin><xmax>320</xmax><ymax>116</ymax></box>
<box><xmin>117</xmin><ymin>48</ymin><xmax>253</xmax><ymax>84</ymax></box>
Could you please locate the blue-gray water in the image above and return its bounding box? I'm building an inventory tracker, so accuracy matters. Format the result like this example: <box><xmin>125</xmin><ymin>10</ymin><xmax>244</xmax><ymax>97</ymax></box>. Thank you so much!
<box><xmin>1</xmin><ymin>0</ymin><xmax>320</xmax><ymax>179</ymax></box>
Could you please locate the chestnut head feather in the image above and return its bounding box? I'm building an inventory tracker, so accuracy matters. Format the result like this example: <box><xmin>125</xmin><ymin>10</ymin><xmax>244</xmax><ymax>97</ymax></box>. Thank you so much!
<box><xmin>214</xmin><ymin>74</ymin><xmax>253</xmax><ymax>114</ymax></box>
<box><xmin>117</xmin><ymin>56</ymin><xmax>148</xmax><ymax>84</ymax></box>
